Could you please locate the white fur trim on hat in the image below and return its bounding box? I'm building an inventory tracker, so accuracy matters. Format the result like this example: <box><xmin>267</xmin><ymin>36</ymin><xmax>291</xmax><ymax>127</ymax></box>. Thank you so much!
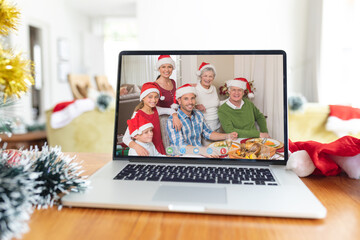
<box><xmin>130</xmin><ymin>122</ymin><xmax>154</xmax><ymax>137</ymax></box>
<box><xmin>140</xmin><ymin>88</ymin><xmax>160</xmax><ymax>101</ymax></box>
<box><xmin>176</xmin><ymin>86</ymin><xmax>196</xmax><ymax>99</ymax></box>
<box><xmin>226</xmin><ymin>79</ymin><xmax>247</xmax><ymax>90</ymax></box>
<box><xmin>196</xmin><ymin>64</ymin><xmax>216</xmax><ymax>77</ymax></box>
<box><xmin>155</xmin><ymin>57</ymin><xmax>175</xmax><ymax>70</ymax></box>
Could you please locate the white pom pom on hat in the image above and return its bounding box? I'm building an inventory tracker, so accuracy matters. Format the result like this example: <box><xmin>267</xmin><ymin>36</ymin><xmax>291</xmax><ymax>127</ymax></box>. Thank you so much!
<box><xmin>196</xmin><ymin>62</ymin><xmax>216</xmax><ymax>77</ymax></box>
<box><xmin>155</xmin><ymin>55</ymin><xmax>176</xmax><ymax>71</ymax></box>
<box><xmin>226</xmin><ymin>77</ymin><xmax>254</xmax><ymax>98</ymax></box>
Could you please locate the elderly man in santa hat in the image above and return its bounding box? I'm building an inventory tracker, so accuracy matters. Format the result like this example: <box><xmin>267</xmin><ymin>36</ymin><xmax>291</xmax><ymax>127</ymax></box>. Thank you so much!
<box><xmin>218</xmin><ymin>78</ymin><xmax>270</xmax><ymax>139</ymax></box>
<box><xmin>167</xmin><ymin>84</ymin><xmax>238</xmax><ymax>149</ymax></box>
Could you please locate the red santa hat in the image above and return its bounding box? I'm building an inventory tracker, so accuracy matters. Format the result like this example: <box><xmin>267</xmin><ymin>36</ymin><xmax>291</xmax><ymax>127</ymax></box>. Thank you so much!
<box><xmin>140</xmin><ymin>82</ymin><xmax>165</xmax><ymax>101</ymax></box>
<box><xmin>226</xmin><ymin>77</ymin><xmax>254</xmax><ymax>98</ymax></box>
<box><xmin>325</xmin><ymin>105</ymin><xmax>360</xmax><ymax>137</ymax></box>
<box><xmin>155</xmin><ymin>55</ymin><xmax>176</xmax><ymax>70</ymax></box>
<box><xmin>171</xmin><ymin>84</ymin><xmax>197</xmax><ymax>109</ymax></box>
<box><xmin>127</xmin><ymin>114</ymin><xmax>154</xmax><ymax>137</ymax></box>
<box><xmin>196</xmin><ymin>62</ymin><xmax>216</xmax><ymax>77</ymax></box>
<box><xmin>50</xmin><ymin>98</ymin><xmax>95</xmax><ymax>129</ymax></box>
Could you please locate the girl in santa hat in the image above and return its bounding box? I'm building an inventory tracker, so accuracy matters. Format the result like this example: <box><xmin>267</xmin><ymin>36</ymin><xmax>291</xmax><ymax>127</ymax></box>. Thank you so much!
<box><xmin>194</xmin><ymin>62</ymin><xmax>221</xmax><ymax>132</ymax></box>
<box><xmin>154</xmin><ymin>55</ymin><xmax>177</xmax><ymax>108</ymax></box>
<box><xmin>122</xmin><ymin>82</ymin><xmax>182</xmax><ymax>156</ymax></box>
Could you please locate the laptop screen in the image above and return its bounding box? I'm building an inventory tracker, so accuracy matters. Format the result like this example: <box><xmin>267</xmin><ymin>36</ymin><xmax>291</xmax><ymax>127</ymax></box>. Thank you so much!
<box><xmin>114</xmin><ymin>50</ymin><xmax>288</xmax><ymax>164</ymax></box>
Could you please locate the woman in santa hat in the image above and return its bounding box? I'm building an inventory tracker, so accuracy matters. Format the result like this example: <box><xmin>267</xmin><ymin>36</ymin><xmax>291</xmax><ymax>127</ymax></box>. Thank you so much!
<box><xmin>154</xmin><ymin>55</ymin><xmax>177</xmax><ymax>108</ymax></box>
<box><xmin>122</xmin><ymin>82</ymin><xmax>182</xmax><ymax>156</ymax></box>
<box><xmin>194</xmin><ymin>62</ymin><xmax>221</xmax><ymax>131</ymax></box>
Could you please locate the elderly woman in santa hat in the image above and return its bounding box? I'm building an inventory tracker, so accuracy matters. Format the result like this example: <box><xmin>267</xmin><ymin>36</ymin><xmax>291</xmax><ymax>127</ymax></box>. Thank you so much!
<box><xmin>194</xmin><ymin>62</ymin><xmax>221</xmax><ymax>131</ymax></box>
<box><xmin>218</xmin><ymin>77</ymin><xmax>270</xmax><ymax>139</ymax></box>
<box><xmin>154</xmin><ymin>55</ymin><xmax>177</xmax><ymax>108</ymax></box>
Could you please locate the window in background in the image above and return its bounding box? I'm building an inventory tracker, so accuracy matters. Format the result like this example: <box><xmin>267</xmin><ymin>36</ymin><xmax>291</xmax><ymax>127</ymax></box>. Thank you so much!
<box><xmin>104</xmin><ymin>17</ymin><xmax>138</xmax><ymax>89</ymax></box>
<box><xmin>319</xmin><ymin>0</ymin><xmax>360</xmax><ymax>107</ymax></box>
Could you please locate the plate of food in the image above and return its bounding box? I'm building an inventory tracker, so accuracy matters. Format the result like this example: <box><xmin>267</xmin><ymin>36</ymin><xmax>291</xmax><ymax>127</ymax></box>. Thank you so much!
<box><xmin>241</xmin><ymin>138</ymin><xmax>281</xmax><ymax>148</ymax></box>
<box><xmin>228</xmin><ymin>141</ymin><xmax>276</xmax><ymax>160</ymax></box>
<box><xmin>209</xmin><ymin>141</ymin><xmax>240</xmax><ymax>150</ymax></box>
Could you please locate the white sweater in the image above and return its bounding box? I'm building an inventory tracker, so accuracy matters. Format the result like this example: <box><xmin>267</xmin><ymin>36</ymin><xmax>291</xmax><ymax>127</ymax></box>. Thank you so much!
<box><xmin>195</xmin><ymin>84</ymin><xmax>220</xmax><ymax>121</ymax></box>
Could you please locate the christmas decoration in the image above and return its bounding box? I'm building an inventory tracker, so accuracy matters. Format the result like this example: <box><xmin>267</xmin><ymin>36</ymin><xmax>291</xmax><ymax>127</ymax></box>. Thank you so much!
<box><xmin>25</xmin><ymin>145</ymin><xmax>89</xmax><ymax>208</ymax></box>
<box><xmin>0</xmin><ymin>2</ymin><xmax>89</xmax><ymax>239</ymax></box>
<box><xmin>0</xmin><ymin>46</ymin><xmax>35</xmax><ymax>102</ymax></box>
<box><xmin>0</xmin><ymin>151</ymin><xmax>41</xmax><ymax>240</ymax></box>
<box><xmin>288</xmin><ymin>94</ymin><xmax>306</xmax><ymax>112</ymax></box>
<box><xmin>0</xmin><ymin>146</ymin><xmax>89</xmax><ymax>240</ymax></box>
<box><xmin>0</xmin><ymin>0</ymin><xmax>20</xmax><ymax>35</ymax></box>
<box><xmin>96</xmin><ymin>92</ymin><xmax>114</xmax><ymax>112</ymax></box>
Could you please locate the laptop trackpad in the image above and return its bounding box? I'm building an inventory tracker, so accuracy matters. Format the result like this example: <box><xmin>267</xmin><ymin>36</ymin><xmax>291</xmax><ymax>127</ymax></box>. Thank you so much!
<box><xmin>153</xmin><ymin>185</ymin><xmax>227</xmax><ymax>204</ymax></box>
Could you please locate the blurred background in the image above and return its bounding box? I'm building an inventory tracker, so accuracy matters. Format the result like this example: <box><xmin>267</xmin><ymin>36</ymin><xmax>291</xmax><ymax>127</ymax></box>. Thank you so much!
<box><xmin>2</xmin><ymin>0</ymin><xmax>360</xmax><ymax>151</ymax></box>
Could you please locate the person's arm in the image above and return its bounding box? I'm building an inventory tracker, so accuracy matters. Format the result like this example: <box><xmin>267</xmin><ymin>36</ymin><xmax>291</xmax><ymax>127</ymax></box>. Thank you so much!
<box><xmin>167</xmin><ymin>116</ymin><xmax>187</xmax><ymax>146</ymax></box>
<box><xmin>157</xmin><ymin>107</ymin><xmax>182</xmax><ymax>131</ymax></box>
<box><xmin>209</xmin><ymin>131</ymin><xmax>238</xmax><ymax>141</ymax></box>
<box><xmin>218</xmin><ymin>106</ymin><xmax>260</xmax><ymax>138</ymax></box>
<box><xmin>253</xmin><ymin>106</ymin><xmax>269</xmax><ymax>133</ymax></box>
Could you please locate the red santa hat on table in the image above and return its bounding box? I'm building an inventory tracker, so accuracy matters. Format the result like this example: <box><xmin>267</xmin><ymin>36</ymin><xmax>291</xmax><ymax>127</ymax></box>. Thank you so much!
<box><xmin>127</xmin><ymin>114</ymin><xmax>154</xmax><ymax>137</ymax></box>
<box><xmin>170</xmin><ymin>84</ymin><xmax>197</xmax><ymax>109</ymax></box>
<box><xmin>196</xmin><ymin>62</ymin><xmax>216</xmax><ymax>77</ymax></box>
<box><xmin>140</xmin><ymin>82</ymin><xmax>165</xmax><ymax>101</ymax></box>
<box><xmin>226</xmin><ymin>77</ymin><xmax>254</xmax><ymax>98</ymax></box>
<box><xmin>155</xmin><ymin>55</ymin><xmax>176</xmax><ymax>70</ymax></box>
<box><xmin>50</xmin><ymin>99</ymin><xmax>95</xmax><ymax>129</ymax></box>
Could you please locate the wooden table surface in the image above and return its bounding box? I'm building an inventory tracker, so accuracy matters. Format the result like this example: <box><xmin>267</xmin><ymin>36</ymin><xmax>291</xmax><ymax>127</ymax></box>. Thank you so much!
<box><xmin>23</xmin><ymin>153</ymin><xmax>360</xmax><ymax>240</ymax></box>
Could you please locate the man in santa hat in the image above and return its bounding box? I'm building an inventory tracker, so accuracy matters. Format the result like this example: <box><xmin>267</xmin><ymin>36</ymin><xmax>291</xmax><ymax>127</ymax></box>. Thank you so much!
<box><xmin>218</xmin><ymin>78</ymin><xmax>270</xmax><ymax>139</ymax></box>
<box><xmin>167</xmin><ymin>84</ymin><xmax>238</xmax><ymax>149</ymax></box>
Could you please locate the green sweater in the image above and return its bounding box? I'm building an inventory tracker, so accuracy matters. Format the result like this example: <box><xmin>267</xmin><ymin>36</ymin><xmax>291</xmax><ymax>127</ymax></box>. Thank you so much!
<box><xmin>218</xmin><ymin>99</ymin><xmax>268</xmax><ymax>138</ymax></box>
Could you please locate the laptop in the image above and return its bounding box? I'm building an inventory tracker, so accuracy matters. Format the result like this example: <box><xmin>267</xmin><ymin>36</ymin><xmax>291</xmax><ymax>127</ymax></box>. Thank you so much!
<box><xmin>62</xmin><ymin>50</ymin><xmax>326</xmax><ymax>219</ymax></box>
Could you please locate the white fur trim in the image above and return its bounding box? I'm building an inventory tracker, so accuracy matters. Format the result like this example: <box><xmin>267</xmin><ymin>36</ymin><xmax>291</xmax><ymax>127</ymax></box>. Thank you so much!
<box><xmin>140</xmin><ymin>88</ymin><xmax>160</xmax><ymax>101</ymax></box>
<box><xmin>325</xmin><ymin>116</ymin><xmax>360</xmax><ymax>137</ymax></box>
<box><xmin>226</xmin><ymin>79</ymin><xmax>247</xmax><ymax>90</ymax></box>
<box><xmin>196</xmin><ymin>64</ymin><xmax>216</xmax><ymax>77</ymax></box>
<box><xmin>130</xmin><ymin>122</ymin><xmax>154</xmax><ymax>137</ymax></box>
<box><xmin>176</xmin><ymin>86</ymin><xmax>196</xmax><ymax>99</ymax></box>
<box><xmin>160</xmin><ymin>96</ymin><xmax>165</xmax><ymax>101</ymax></box>
<box><xmin>50</xmin><ymin>99</ymin><xmax>95</xmax><ymax>129</ymax></box>
<box><xmin>155</xmin><ymin>58</ymin><xmax>175</xmax><ymax>70</ymax></box>
<box><xmin>286</xmin><ymin>150</ymin><xmax>315</xmax><ymax>177</ymax></box>
<box><xmin>248</xmin><ymin>92</ymin><xmax>255</xmax><ymax>98</ymax></box>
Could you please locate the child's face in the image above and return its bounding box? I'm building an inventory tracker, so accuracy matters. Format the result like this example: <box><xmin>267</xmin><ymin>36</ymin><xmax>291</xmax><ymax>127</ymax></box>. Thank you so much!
<box><xmin>143</xmin><ymin>92</ymin><xmax>159</xmax><ymax>108</ymax></box>
<box><xmin>134</xmin><ymin>127</ymin><xmax>154</xmax><ymax>143</ymax></box>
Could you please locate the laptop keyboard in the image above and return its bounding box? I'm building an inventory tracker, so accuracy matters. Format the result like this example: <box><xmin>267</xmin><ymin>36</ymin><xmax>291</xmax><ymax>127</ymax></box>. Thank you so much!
<box><xmin>114</xmin><ymin>164</ymin><xmax>278</xmax><ymax>186</ymax></box>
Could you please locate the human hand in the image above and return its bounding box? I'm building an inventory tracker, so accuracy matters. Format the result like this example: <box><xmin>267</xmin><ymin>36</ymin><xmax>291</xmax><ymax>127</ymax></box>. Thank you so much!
<box><xmin>228</xmin><ymin>132</ymin><xmax>238</xmax><ymax>140</ymax></box>
<box><xmin>133</xmin><ymin>144</ymin><xmax>149</xmax><ymax>156</ymax></box>
<box><xmin>260</xmin><ymin>132</ymin><xmax>270</xmax><ymax>138</ymax></box>
<box><xmin>172</xmin><ymin>115</ymin><xmax>183</xmax><ymax>131</ymax></box>
<box><xmin>195</xmin><ymin>104</ymin><xmax>206</xmax><ymax>112</ymax></box>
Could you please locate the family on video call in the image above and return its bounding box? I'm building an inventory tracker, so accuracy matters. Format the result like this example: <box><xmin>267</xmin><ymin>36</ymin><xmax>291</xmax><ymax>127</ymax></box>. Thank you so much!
<box><xmin>120</xmin><ymin>55</ymin><xmax>284</xmax><ymax>160</ymax></box>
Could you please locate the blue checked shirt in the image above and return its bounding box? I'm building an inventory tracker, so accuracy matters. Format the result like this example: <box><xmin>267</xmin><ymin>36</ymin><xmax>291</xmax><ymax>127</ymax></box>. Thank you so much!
<box><xmin>167</xmin><ymin>109</ymin><xmax>213</xmax><ymax>147</ymax></box>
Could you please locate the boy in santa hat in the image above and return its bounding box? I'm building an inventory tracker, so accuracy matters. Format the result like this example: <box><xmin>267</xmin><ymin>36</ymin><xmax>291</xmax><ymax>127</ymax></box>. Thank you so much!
<box><xmin>218</xmin><ymin>77</ymin><xmax>269</xmax><ymax>139</ymax></box>
<box><xmin>127</xmin><ymin>114</ymin><xmax>165</xmax><ymax>156</ymax></box>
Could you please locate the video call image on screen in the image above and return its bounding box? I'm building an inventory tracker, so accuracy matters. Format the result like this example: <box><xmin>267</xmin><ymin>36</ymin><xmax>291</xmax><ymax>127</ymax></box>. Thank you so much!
<box><xmin>116</xmin><ymin>54</ymin><xmax>285</xmax><ymax>160</ymax></box>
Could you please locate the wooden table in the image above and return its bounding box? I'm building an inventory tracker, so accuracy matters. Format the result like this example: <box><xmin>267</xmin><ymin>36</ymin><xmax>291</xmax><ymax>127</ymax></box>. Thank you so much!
<box><xmin>23</xmin><ymin>153</ymin><xmax>360</xmax><ymax>240</ymax></box>
<box><xmin>0</xmin><ymin>130</ymin><xmax>47</xmax><ymax>149</ymax></box>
